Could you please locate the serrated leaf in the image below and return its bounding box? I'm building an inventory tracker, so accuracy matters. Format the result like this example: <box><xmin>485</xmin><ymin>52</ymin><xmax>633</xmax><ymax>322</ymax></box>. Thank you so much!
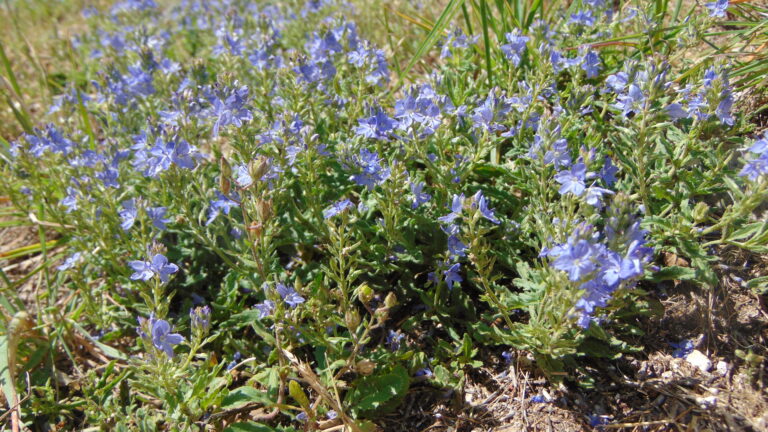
<box><xmin>728</xmin><ymin>222</ymin><xmax>767</xmax><ymax>242</ymax></box>
<box><xmin>345</xmin><ymin>365</ymin><xmax>409</xmax><ymax>417</ymax></box>
<box><xmin>647</xmin><ymin>266</ymin><xmax>696</xmax><ymax>282</ymax></box>
<box><xmin>221</xmin><ymin>386</ymin><xmax>274</xmax><ymax>410</ymax></box>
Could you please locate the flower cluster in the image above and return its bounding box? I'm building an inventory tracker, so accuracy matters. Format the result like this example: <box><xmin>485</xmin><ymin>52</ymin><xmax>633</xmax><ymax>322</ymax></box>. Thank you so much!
<box><xmin>541</xmin><ymin>202</ymin><xmax>654</xmax><ymax>328</ymax></box>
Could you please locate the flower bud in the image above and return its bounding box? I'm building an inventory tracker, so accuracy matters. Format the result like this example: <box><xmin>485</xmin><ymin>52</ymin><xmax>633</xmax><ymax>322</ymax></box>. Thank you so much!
<box><xmin>358</xmin><ymin>283</ymin><xmax>373</xmax><ymax>304</ymax></box>
<box><xmin>384</xmin><ymin>292</ymin><xmax>397</xmax><ymax>308</ymax></box>
<box><xmin>190</xmin><ymin>305</ymin><xmax>211</xmax><ymax>335</ymax></box>
<box><xmin>345</xmin><ymin>309</ymin><xmax>361</xmax><ymax>331</ymax></box>
<box><xmin>355</xmin><ymin>359</ymin><xmax>376</xmax><ymax>376</ymax></box>
<box><xmin>256</xmin><ymin>199</ymin><xmax>273</xmax><ymax>223</ymax></box>
<box><xmin>219</xmin><ymin>157</ymin><xmax>232</xmax><ymax>195</ymax></box>
<box><xmin>692</xmin><ymin>202</ymin><xmax>709</xmax><ymax>223</ymax></box>
<box><xmin>249</xmin><ymin>156</ymin><xmax>270</xmax><ymax>183</ymax></box>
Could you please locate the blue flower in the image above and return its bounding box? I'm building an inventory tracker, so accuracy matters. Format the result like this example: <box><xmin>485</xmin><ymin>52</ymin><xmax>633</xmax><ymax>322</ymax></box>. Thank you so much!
<box><xmin>151</xmin><ymin>319</ymin><xmax>184</xmax><ymax>358</ymax></box>
<box><xmin>213</xmin><ymin>29</ymin><xmax>245</xmax><ymax>57</ymax></box>
<box><xmin>294</xmin><ymin>58</ymin><xmax>336</xmax><ymax>84</ymax></box>
<box><xmin>615</xmin><ymin>84</ymin><xmax>645</xmax><ymax>116</ymax></box>
<box><xmin>739</xmin><ymin>134</ymin><xmax>768</xmax><ymax>180</ymax></box>
<box><xmin>666</xmin><ymin>103</ymin><xmax>688</xmax><ymax>120</ymax></box>
<box><xmin>386</xmin><ymin>330</ymin><xmax>404</xmax><ymax>350</ymax></box>
<box><xmin>438</xmin><ymin>194</ymin><xmax>465</xmax><ymax>224</ymax></box>
<box><xmin>276</xmin><ymin>283</ymin><xmax>305</xmax><ymax>308</ymax></box>
<box><xmin>447</xmin><ymin>235</ymin><xmax>467</xmax><ymax>258</ymax></box>
<box><xmin>352</xmin><ymin>149</ymin><xmax>390</xmax><ymax>190</ymax></box>
<box><xmin>355</xmin><ymin>106</ymin><xmax>397</xmax><ymax>141</ymax></box>
<box><xmin>471</xmin><ymin>90</ymin><xmax>513</xmax><ymax>133</ymax></box>
<box><xmin>440</xmin><ymin>28</ymin><xmax>478</xmax><ymax>58</ymax></box>
<box><xmin>254</xmin><ymin>300</ymin><xmax>275</xmax><ymax>318</ymax></box>
<box><xmin>569</xmin><ymin>10</ymin><xmax>595</xmax><ymax>26</ymax></box>
<box><xmin>552</xmin><ymin>240</ymin><xmax>596</xmax><ymax>281</ymax></box>
<box><xmin>205</xmin><ymin>85</ymin><xmax>253</xmax><ymax>136</ymax></box>
<box><xmin>705</xmin><ymin>0</ymin><xmax>728</xmax><ymax>17</ymax></box>
<box><xmin>748</xmin><ymin>132</ymin><xmax>768</xmax><ymax>154</ymax></box>
<box><xmin>152</xmin><ymin>254</ymin><xmax>179</xmax><ymax>283</ymax></box>
<box><xmin>323</xmin><ymin>198</ymin><xmax>354</xmax><ymax>219</ymax></box>
<box><xmin>599</xmin><ymin>157</ymin><xmax>618</xmax><ymax>186</ymax></box>
<box><xmin>716</xmin><ymin>94</ymin><xmax>734</xmax><ymax>126</ymax></box>
<box><xmin>500</xmin><ymin>30</ymin><xmax>529</xmax><ymax>67</ymax></box>
<box><xmin>128</xmin><ymin>260</ymin><xmax>154</xmax><ymax>281</ymax></box>
<box><xmin>543</xmin><ymin>138</ymin><xmax>572</xmax><ymax>169</ymax></box>
<box><xmin>128</xmin><ymin>253</ymin><xmax>179</xmax><ymax>283</ymax></box>
<box><xmin>581</xmin><ymin>51</ymin><xmax>601</xmax><ymax>78</ymax></box>
<box><xmin>147</xmin><ymin>206</ymin><xmax>170</xmax><ymax>230</ymax></box>
<box><xmin>97</xmin><ymin>167</ymin><xmax>120</xmax><ymax>188</ymax></box>
<box><xmin>472</xmin><ymin>190</ymin><xmax>500</xmax><ymax>224</ymax></box>
<box><xmin>394</xmin><ymin>85</ymin><xmax>445</xmax><ymax>137</ymax></box>
<box><xmin>365</xmin><ymin>49</ymin><xmax>389</xmax><ymax>86</ymax></box>
<box><xmin>443</xmin><ymin>263</ymin><xmax>463</xmax><ymax>289</ymax></box>
<box><xmin>584</xmin><ymin>186</ymin><xmax>614</xmax><ymax>208</ymax></box>
<box><xmin>410</xmin><ymin>181</ymin><xmax>431</xmax><ymax>209</ymax></box>
<box><xmin>58</xmin><ymin>252</ymin><xmax>82</xmax><ymax>271</ymax></box>
<box><xmin>60</xmin><ymin>187</ymin><xmax>79</xmax><ymax>213</ymax></box>
<box><xmin>119</xmin><ymin>199</ymin><xmax>138</xmax><ymax>231</ymax></box>
<box><xmin>554</xmin><ymin>163</ymin><xmax>587</xmax><ymax>196</ymax></box>
<box><xmin>206</xmin><ymin>191</ymin><xmax>240</xmax><ymax>226</ymax></box>
<box><xmin>605</xmin><ymin>72</ymin><xmax>628</xmax><ymax>93</ymax></box>
<box><xmin>739</xmin><ymin>153</ymin><xmax>768</xmax><ymax>180</ymax></box>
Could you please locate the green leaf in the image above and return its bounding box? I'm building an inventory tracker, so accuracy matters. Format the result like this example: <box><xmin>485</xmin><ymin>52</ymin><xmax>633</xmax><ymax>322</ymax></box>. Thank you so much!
<box><xmin>224</xmin><ymin>310</ymin><xmax>276</xmax><ymax>344</ymax></box>
<box><xmin>288</xmin><ymin>380</ymin><xmax>310</xmax><ymax>411</ymax></box>
<box><xmin>221</xmin><ymin>386</ymin><xmax>274</xmax><ymax>410</ymax></box>
<box><xmin>345</xmin><ymin>365</ymin><xmax>410</xmax><ymax>417</ymax></box>
<box><xmin>73</xmin><ymin>323</ymin><xmax>127</xmax><ymax>360</ymax></box>
<box><xmin>0</xmin><ymin>336</ymin><xmax>16</xmax><ymax>416</ymax></box>
<box><xmin>728</xmin><ymin>222</ymin><xmax>767</xmax><ymax>242</ymax></box>
<box><xmin>747</xmin><ymin>276</ymin><xmax>768</xmax><ymax>293</ymax></box>
<box><xmin>223</xmin><ymin>423</ymin><xmax>298</xmax><ymax>432</ymax></box>
<box><xmin>647</xmin><ymin>266</ymin><xmax>696</xmax><ymax>282</ymax></box>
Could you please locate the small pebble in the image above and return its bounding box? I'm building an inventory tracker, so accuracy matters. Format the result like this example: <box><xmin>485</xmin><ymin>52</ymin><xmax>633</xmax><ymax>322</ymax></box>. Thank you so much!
<box><xmin>716</xmin><ymin>360</ymin><xmax>728</xmax><ymax>376</ymax></box>
<box><xmin>697</xmin><ymin>395</ymin><xmax>717</xmax><ymax>409</ymax></box>
<box><xmin>686</xmin><ymin>350</ymin><xmax>712</xmax><ymax>372</ymax></box>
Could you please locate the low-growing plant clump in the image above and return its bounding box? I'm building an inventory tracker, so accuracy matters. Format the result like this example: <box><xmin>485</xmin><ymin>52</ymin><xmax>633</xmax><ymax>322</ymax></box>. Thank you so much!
<box><xmin>0</xmin><ymin>0</ymin><xmax>767</xmax><ymax>430</ymax></box>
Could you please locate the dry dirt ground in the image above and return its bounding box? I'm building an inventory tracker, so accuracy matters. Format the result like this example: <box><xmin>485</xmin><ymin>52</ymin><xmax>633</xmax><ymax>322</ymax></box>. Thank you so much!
<box><xmin>379</xmin><ymin>248</ymin><xmax>768</xmax><ymax>432</ymax></box>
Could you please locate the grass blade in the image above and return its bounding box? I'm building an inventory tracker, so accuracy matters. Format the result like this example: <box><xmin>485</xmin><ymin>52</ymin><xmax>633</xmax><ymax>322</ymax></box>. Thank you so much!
<box><xmin>401</xmin><ymin>0</ymin><xmax>466</xmax><ymax>81</ymax></box>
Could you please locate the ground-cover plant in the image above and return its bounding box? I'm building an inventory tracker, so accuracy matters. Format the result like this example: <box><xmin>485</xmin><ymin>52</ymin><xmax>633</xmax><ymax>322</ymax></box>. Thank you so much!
<box><xmin>0</xmin><ymin>0</ymin><xmax>767</xmax><ymax>430</ymax></box>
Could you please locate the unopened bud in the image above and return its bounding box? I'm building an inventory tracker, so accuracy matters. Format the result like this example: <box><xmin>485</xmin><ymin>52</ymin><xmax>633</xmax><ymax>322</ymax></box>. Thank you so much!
<box><xmin>190</xmin><ymin>305</ymin><xmax>211</xmax><ymax>335</ymax></box>
<box><xmin>384</xmin><ymin>292</ymin><xmax>397</xmax><ymax>308</ymax></box>
<box><xmin>356</xmin><ymin>360</ymin><xmax>376</xmax><ymax>376</ymax></box>
<box><xmin>249</xmin><ymin>156</ymin><xmax>270</xmax><ymax>182</ymax></box>
<box><xmin>693</xmin><ymin>202</ymin><xmax>709</xmax><ymax>223</ymax></box>
<box><xmin>358</xmin><ymin>284</ymin><xmax>373</xmax><ymax>304</ymax></box>
<box><xmin>256</xmin><ymin>199</ymin><xmax>273</xmax><ymax>222</ymax></box>
<box><xmin>345</xmin><ymin>309</ymin><xmax>361</xmax><ymax>331</ymax></box>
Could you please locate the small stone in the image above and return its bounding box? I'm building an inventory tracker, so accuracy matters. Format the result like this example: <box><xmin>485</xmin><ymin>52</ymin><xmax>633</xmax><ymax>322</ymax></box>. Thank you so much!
<box><xmin>686</xmin><ymin>350</ymin><xmax>712</xmax><ymax>372</ymax></box>
<box><xmin>697</xmin><ymin>395</ymin><xmax>717</xmax><ymax>409</ymax></box>
<box><xmin>716</xmin><ymin>360</ymin><xmax>728</xmax><ymax>376</ymax></box>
